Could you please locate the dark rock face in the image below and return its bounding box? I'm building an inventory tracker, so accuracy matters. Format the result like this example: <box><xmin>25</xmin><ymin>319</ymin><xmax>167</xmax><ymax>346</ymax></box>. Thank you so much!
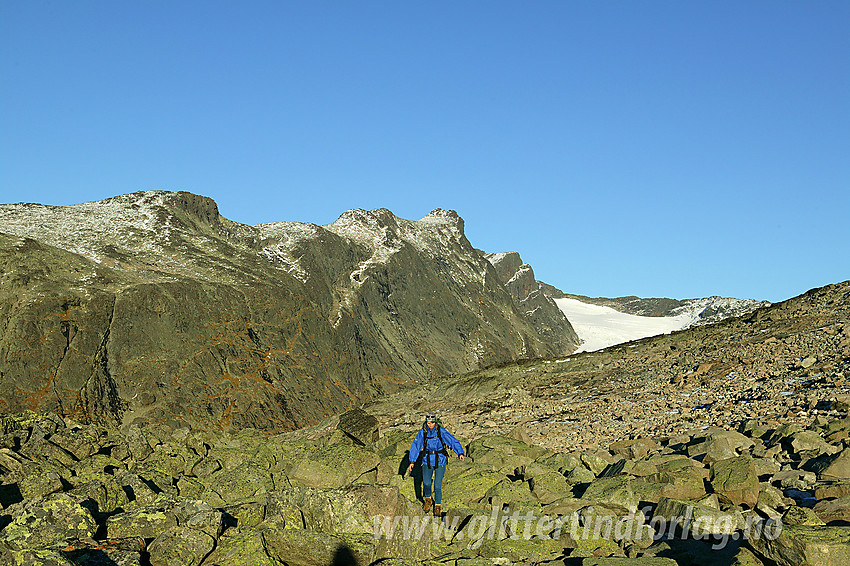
<box><xmin>484</xmin><ymin>252</ymin><xmax>579</xmax><ymax>354</ymax></box>
<box><xmin>0</xmin><ymin>192</ymin><xmax>576</xmax><ymax>431</ymax></box>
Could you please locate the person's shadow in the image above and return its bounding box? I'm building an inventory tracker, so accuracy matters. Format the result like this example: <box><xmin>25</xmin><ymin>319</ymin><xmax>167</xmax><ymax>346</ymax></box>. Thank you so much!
<box><xmin>397</xmin><ymin>454</ymin><xmax>424</xmax><ymax>501</ymax></box>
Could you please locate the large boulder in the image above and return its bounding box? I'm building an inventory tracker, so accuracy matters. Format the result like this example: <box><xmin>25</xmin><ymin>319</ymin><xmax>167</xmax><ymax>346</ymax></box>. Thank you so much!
<box><xmin>337</xmin><ymin>408</ymin><xmax>380</xmax><ymax>446</ymax></box>
<box><xmin>609</xmin><ymin>438</ymin><xmax>659</xmax><ymax>460</ymax></box>
<box><xmin>581</xmin><ymin>477</ymin><xmax>638</xmax><ymax>514</ymax></box>
<box><xmin>581</xmin><ymin>559</ymin><xmax>679</xmax><ymax>565</ymax></box>
<box><xmin>688</xmin><ymin>430</ymin><xmax>754</xmax><ymax>464</ymax></box>
<box><xmin>0</xmin><ymin>493</ymin><xmax>96</xmax><ymax>551</ymax></box>
<box><xmin>709</xmin><ymin>455</ymin><xmax>760</xmax><ymax>507</ymax></box>
<box><xmin>288</xmin><ymin>440</ymin><xmax>380</xmax><ymax>489</ymax></box>
<box><xmin>466</xmin><ymin>435</ymin><xmax>548</xmax><ymax>474</ymax></box>
<box><xmin>148</xmin><ymin>526</ymin><xmax>217</xmax><ymax>566</ymax></box>
<box><xmin>634</xmin><ymin>465</ymin><xmax>707</xmax><ymax>503</ymax></box>
<box><xmin>653</xmin><ymin>497</ymin><xmax>745</xmax><ymax>536</ymax></box>
<box><xmin>813</xmin><ymin>495</ymin><xmax>850</xmax><ymax>525</ymax></box>
<box><xmin>810</xmin><ymin>448</ymin><xmax>850</xmax><ymax>480</ymax></box>
<box><xmin>750</xmin><ymin>525</ymin><xmax>850</xmax><ymax>566</ymax></box>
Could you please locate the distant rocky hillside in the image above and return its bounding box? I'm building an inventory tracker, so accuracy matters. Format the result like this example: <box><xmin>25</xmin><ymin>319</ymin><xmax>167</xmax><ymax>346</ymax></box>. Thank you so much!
<box><xmin>369</xmin><ymin>279</ymin><xmax>850</xmax><ymax>452</ymax></box>
<box><xmin>0</xmin><ymin>191</ymin><xmax>578</xmax><ymax>432</ymax></box>
<box><xmin>539</xmin><ymin>282</ymin><xmax>768</xmax><ymax>327</ymax></box>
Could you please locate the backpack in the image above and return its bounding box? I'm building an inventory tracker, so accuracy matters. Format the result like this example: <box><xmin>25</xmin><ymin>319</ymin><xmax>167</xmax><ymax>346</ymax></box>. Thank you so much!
<box><xmin>422</xmin><ymin>422</ymin><xmax>449</xmax><ymax>467</ymax></box>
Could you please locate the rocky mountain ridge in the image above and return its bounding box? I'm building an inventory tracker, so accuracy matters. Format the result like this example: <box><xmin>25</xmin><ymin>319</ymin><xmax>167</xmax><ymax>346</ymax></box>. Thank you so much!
<box><xmin>0</xmin><ymin>191</ymin><xmax>578</xmax><ymax>432</ymax></box>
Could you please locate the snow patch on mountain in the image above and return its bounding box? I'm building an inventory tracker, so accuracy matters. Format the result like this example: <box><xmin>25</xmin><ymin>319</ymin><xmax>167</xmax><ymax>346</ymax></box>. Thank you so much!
<box><xmin>554</xmin><ymin>298</ymin><xmax>700</xmax><ymax>352</ymax></box>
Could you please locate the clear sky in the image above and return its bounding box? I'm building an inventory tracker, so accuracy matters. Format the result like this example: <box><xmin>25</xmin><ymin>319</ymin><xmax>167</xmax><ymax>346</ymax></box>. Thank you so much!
<box><xmin>2</xmin><ymin>2</ymin><xmax>848</xmax><ymax>303</ymax></box>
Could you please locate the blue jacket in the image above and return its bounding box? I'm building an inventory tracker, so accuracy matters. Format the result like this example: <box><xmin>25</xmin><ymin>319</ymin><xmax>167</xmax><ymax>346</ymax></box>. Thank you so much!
<box><xmin>409</xmin><ymin>424</ymin><xmax>464</xmax><ymax>468</ymax></box>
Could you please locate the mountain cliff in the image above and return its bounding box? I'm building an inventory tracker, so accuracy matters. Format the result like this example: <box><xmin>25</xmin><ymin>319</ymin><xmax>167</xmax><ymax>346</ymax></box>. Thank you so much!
<box><xmin>0</xmin><ymin>191</ymin><xmax>579</xmax><ymax>432</ymax></box>
<box><xmin>484</xmin><ymin>251</ymin><xmax>579</xmax><ymax>352</ymax></box>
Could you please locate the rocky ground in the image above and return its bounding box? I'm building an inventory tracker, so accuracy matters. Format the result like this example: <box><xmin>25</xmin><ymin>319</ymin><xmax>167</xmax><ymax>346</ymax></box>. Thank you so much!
<box><xmin>0</xmin><ymin>281</ymin><xmax>847</xmax><ymax>565</ymax></box>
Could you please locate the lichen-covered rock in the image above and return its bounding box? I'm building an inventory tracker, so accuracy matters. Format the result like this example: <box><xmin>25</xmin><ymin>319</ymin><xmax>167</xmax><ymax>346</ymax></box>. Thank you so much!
<box><xmin>204</xmin><ymin>527</ymin><xmax>285</xmax><ymax>566</ymax></box>
<box><xmin>609</xmin><ymin>438</ymin><xmax>659</xmax><ymax>460</ymax></box>
<box><xmin>0</xmin><ymin>493</ymin><xmax>96</xmax><ymax>550</ymax></box>
<box><xmin>581</xmin><ymin>477</ymin><xmax>638</xmax><ymax>514</ymax></box>
<box><xmin>653</xmin><ymin>497</ymin><xmax>745</xmax><ymax>536</ymax></box>
<box><xmin>581</xmin><ymin>450</ymin><xmax>616</xmax><ymax>476</ymax></box>
<box><xmin>474</xmin><ymin>535</ymin><xmax>566</xmax><ymax>563</ymax></box>
<box><xmin>750</xmin><ymin>525</ymin><xmax>850</xmax><ymax>566</ymax></box>
<box><xmin>466</xmin><ymin>435</ymin><xmax>548</xmax><ymax>474</ymax></box>
<box><xmin>581</xmin><ymin>558</ymin><xmax>679</xmax><ymax>565</ymax></box>
<box><xmin>436</xmin><ymin>467</ymin><xmax>505</xmax><ymax>508</ymax></box>
<box><xmin>106</xmin><ymin>495</ymin><xmax>179</xmax><ymax>539</ymax></box>
<box><xmin>729</xmin><ymin>546</ymin><xmax>767</xmax><ymax>566</ymax></box>
<box><xmin>815</xmin><ymin>480</ymin><xmax>850</xmax><ymax>500</ymax></box>
<box><xmin>148</xmin><ymin>525</ymin><xmax>216</xmax><ymax>566</ymax></box>
<box><xmin>709</xmin><ymin>455</ymin><xmax>760</xmax><ymax>507</ymax></box>
<box><xmin>811</xmin><ymin>448</ymin><xmax>850</xmax><ymax>480</ymax></box>
<box><xmin>782</xmin><ymin>505</ymin><xmax>826</xmax><ymax>526</ymax></box>
<box><xmin>687</xmin><ymin>430</ymin><xmax>754</xmax><ymax>464</ymax></box>
<box><xmin>789</xmin><ymin>430</ymin><xmax>840</xmax><ymax>456</ymax></box>
<box><xmin>566</xmin><ymin>466</ymin><xmax>597</xmax><ymax>484</ymax></box>
<box><xmin>288</xmin><ymin>440</ymin><xmax>380</xmax><ymax>489</ymax></box>
<box><xmin>634</xmin><ymin>464</ymin><xmax>707</xmax><ymax>503</ymax></box>
<box><xmin>481</xmin><ymin>478</ymin><xmax>540</xmax><ymax>509</ymax></box>
<box><xmin>0</xmin><ymin>549</ymin><xmax>76</xmax><ymax>566</ymax></box>
<box><xmin>528</xmin><ymin>468</ymin><xmax>571</xmax><ymax>504</ymax></box>
<box><xmin>337</xmin><ymin>408</ymin><xmax>380</xmax><ymax>446</ymax></box>
<box><xmin>813</xmin><ymin>495</ymin><xmax>850</xmax><ymax>525</ymax></box>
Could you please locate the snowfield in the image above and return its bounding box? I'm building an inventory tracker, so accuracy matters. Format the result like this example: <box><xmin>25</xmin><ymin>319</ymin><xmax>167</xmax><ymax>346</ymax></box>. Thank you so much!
<box><xmin>554</xmin><ymin>297</ymin><xmax>699</xmax><ymax>353</ymax></box>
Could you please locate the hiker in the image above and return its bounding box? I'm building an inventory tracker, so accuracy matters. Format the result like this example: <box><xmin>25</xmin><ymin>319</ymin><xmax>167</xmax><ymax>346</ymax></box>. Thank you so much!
<box><xmin>408</xmin><ymin>412</ymin><xmax>465</xmax><ymax>516</ymax></box>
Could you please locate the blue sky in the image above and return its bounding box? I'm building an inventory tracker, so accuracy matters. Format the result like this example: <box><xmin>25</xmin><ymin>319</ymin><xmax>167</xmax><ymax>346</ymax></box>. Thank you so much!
<box><xmin>2</xmin><ymin>2</ymin><xmax>847</xmax><ymax>303</ymax></box>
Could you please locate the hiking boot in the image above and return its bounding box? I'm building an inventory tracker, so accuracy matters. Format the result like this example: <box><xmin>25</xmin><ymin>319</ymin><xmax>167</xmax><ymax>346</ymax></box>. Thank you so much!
<box><xmin>433</xmin><ymin>504</ymin><xmax>441</xmax><ymax>517</ymax></box>
<box><xmin>423</xmin><ymin>497</ymin><xmax>433</xmax><ymax>513</ymax></box>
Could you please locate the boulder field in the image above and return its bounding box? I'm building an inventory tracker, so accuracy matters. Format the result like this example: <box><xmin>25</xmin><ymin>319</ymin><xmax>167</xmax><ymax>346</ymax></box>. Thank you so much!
<box><xmin>1</xmin><ymin>407</ymin><xmax>849</xmax><ymax>566</ymax></box>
